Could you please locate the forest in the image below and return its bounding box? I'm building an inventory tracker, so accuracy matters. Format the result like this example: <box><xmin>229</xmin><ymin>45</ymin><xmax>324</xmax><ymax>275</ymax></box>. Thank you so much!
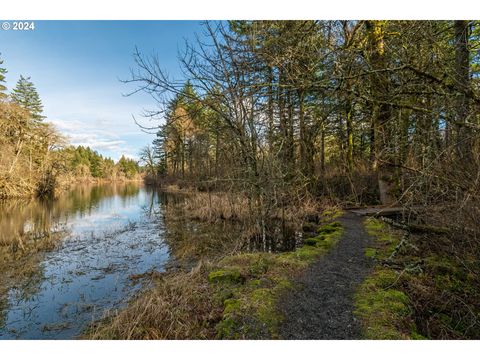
<box><xmin>0</xmin><ymin>67</ymin><xmax>140</xmax><ymax>199</ymax></box>
<box><xmin>140</xmin><ymin>21</ymin><xmax>479</xmax><ymax>215</ymax></box>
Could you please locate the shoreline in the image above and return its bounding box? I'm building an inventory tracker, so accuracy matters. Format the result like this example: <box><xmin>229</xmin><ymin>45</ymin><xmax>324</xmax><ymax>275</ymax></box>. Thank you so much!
<box><xmin>0</xmin><ymin>176</ymin><xmax>145</xmax><ymax>201</ymax></box>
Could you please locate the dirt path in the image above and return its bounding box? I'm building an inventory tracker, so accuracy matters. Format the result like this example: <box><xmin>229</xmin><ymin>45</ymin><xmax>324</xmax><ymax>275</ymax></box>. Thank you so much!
<box><xmin>278</xmin><ymin>212</ymin><xmax>373</xmax><ymax>339</ymax></box>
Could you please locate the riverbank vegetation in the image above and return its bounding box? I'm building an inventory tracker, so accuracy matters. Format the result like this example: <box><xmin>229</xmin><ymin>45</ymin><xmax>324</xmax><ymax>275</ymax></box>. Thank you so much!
<box><xmin>0</xmin><ymin>57</ymin><xmax>141</xmax><ymax>199</ymax></box>
<box><xmin>137</xmin><ymin>20</ymin><xmax>480</xmax><ymax>238</ymax></box>
<box><xmin>356</xmin><ymin>217</ymin><xmax>480</xmax><ymax>339</ymax></box>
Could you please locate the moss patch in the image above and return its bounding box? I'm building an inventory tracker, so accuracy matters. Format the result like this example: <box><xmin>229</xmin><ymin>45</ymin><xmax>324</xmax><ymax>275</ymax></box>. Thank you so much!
<box><xmin>364</xmin><ymin>218</ymin><xmax>399</xmax><ymax>256</ymax></box>
<box><xmin>208</xmin><ymin>269</ymin><xmax>244</xmax><ymax>284</ymax></box>
<box><xmin>354</xmin><ymin>269</ymin><xmax>412</xmax><ymax>339</ymax></box>
<box><xmin>365</xmin><ymin>247</ymin><xmax>376</xmax><ymax>258</ymax></box>
<box><xmin>358</xmin><ymin>216</ymin><xmax>480</xmax><ymax>339</ymax></box>
<box><xmin>355</xmin><ymin>217</ymin><xmax>418</xmax><ymax>339</ymax></box>
<box><xmin>317</xmin><ymin>221</ymin><xmax>342</xmax><ymax>235</ymax></box>
<box><xmin>211</xmin><ymin>219</ymin><xmax>343</xmax><ymax>339</ymax></box>
<box><xmin>303</xmin><ymin>237</ymin><xmax>318</xmax><ymax>246</ymax></box>
<box><xmin>321</xmin><ymin>208</ymin><xmax>344</xmax><ymax>220</ymax></box>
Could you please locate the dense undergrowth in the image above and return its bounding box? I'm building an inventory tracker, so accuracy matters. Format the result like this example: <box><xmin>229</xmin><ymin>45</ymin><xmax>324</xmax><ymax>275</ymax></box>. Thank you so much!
<box><xmin>355</xmin><ymin>217</ymin><xmax>480</xmax><ymax>339</ymax></box>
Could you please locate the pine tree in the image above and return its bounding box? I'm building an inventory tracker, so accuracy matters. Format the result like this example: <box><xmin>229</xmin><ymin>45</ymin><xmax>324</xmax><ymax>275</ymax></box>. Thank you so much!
<box><xmin>152</xmin><ymin>127</ymin><xmax>168</xmax><ymax>175</ymax></box>
<box><xmin>0</xmin><ymin>54</ymin><xmax>7</xmax><ymax>99</ymax></box>
<box><xmin>11</xmin><ymin>75</ymin><xmax>45</xmax><ymax>121</ymax></box>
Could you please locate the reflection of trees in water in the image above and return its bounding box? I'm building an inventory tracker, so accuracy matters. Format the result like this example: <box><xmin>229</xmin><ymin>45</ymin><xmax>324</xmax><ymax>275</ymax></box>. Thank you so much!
<box><xmin>0</xmin><ymin>182</ymin><xmax>141</xmax><ymax>252</ymax></box>
<box><xmin>141</xmin><ymin>187</ymin><xmax>163</xmax><ymax>218</ymax></box>
<box><xmin>0</xmin><ymin>238</ymin><xmax>53</xmax><ymax>333</ymax></box>
<box><xmin>60</xmin><ymin>182</ymin><xmax>140</xmax><ymax>217</ymax></box>
<box><xmin>245</xmin><ymin>221</ymin><xmax>301</xmax><ymax>253</ymax></box>
<box><xmin>0</xmin><ymin>198</ymin><xmax>65</xmax><ymax>256</ymax></box>
<box><xmin>0</xmin><ymin>291</ymin><xmax>6</xmax><ymax>329</ymax></box>
<box><xmin>0</xmin><ymin>182</ymin><xmax>142</xmax><ymax>332</ymax></box>
<box><xmin>149</xmin><ymin>191</ymin><xmax>302</xmax><ymax>263</ymax></box>
<box><xmin>152</xmin><ymin>192</ymin><xmax>248</xmax><ymax>264</ymax></box>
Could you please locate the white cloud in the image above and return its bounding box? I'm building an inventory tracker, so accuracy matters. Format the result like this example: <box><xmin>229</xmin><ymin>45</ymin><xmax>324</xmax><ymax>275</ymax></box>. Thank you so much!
<box><xmin>48</xmin><ymin>118</ymin><xmax>141</xmax><ymax>160</ymax></box>
<box><xmin>42</xmin><ymin>84</ymin><xmax>156</xmax><ymax>161</ymax></box>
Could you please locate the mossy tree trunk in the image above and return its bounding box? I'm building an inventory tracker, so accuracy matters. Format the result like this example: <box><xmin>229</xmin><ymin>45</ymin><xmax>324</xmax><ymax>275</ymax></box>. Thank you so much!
<box><xmin>365</xmin><ymin>20</ymin><xmax>395</xmax><ymax>205</ymax></box>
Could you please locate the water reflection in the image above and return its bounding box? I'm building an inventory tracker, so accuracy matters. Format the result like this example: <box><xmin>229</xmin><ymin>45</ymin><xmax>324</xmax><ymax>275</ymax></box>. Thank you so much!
<box><xmin>0</xmin><ymin>183</ymin><xmax>141</xmax><ymax>252</ymax></box>
<box><xmin>156</xmin><ymin>193</ymin><xmax>303</xmax><ymax>263</ymax></box>
<box><xmin>246</xmin><ymin>222</ymin><xmax>303</xmax><ymax>253</ymax></box>
<box><xmin>0</xmin><ymin>182</ymin><xmax>168</xmax><ymax>339</ymax></box>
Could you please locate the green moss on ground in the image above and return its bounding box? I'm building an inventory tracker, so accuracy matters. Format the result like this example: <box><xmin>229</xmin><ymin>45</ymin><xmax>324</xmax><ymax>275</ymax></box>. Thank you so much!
<box><xmin>355</xmin><ymin>217</ymin><xmax>419</xmax><ymax>339</ymax></box>
<box><xmin>317</xmin><ymin>221</ymin><xmax>342</xmax><ymax>234</ymax></box>
<box><xmin>358</xmin><ymin>217</ymin><xmax>480</xmax><ymax>339</ymax></box>
<box><xmin>208</xmin><ymin>269</ymin><xmax>244</xmax><ymax>284</ymax></box>
<box><xmin>321</xmin><ymin>208</ymin><xmax>344</xmax><ymax>220</ymax></box>
<box><xmin>209</xmin><ymin>219</ymin><xmax>343</xmax><ymax>339</ymax></box>
<box><xmin>354</xmin><ymin>269</ymin><xmax>412</xmax><ymax>339</ymax></box>
<box><xmin>364</xmin><ymin>247</ymin><xmax>376</xmax><ymax>258</ymax></box>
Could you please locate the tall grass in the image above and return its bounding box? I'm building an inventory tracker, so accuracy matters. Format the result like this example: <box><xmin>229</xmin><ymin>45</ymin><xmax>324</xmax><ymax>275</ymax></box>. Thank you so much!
<box><xmin>87</xmin><ymin>262</ymin><xmax>222</xmax><ymax>339</ymax></box>
<box><xmin>182</xmin><ymin>192</ymin><xmax>250</xmax><ymax>222</ymax></box>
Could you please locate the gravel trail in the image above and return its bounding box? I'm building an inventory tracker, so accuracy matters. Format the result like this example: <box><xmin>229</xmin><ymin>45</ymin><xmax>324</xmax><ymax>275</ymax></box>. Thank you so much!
<box><xmin>278</xmin><ymin>212</ymin><xmax>373</xmax><ymax>339</ymax></box>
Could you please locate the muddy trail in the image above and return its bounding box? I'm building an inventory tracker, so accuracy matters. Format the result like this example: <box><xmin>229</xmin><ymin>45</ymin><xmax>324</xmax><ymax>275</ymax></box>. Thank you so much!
<box><xmin>278</xmin><ymin>212</ymin><xmax>373</xmax><ymax>339</ymax></box>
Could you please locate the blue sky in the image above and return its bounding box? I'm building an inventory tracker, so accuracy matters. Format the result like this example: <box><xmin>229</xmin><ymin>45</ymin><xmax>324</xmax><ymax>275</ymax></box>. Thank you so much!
<box><xmin>0</xmin><ymin>20</ymin><xmax>204</xmax><ymax>161</ymax></box>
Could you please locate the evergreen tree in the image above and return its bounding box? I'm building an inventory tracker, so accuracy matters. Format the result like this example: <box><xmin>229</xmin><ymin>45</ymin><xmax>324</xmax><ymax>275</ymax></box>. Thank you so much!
<box><xmin>11</xmin><ymin>75</ymin><xmax>45</xmax><ymax>121</ymax></box>
<box><xmin>118</xmin><ymin>155</ymin><xmax>139</xmax><ymax>179</ymax></box>
<box><xmin>0</xmin><ymin>54</ymin><xmax>7</xmax><ymax>99</ymax></box>
<box><xmin>152</xmin><ymin>127</ymin><xmax>168</xmax><ymax>175</ymax></box>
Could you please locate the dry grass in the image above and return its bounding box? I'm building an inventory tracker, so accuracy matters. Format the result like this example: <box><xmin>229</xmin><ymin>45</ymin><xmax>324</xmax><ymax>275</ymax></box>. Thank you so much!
<box><xmin>0</xmin><ymin>172</ymin><xmax>36</xmax><ymax>199</ymax></box>
<box><xmin>180</xmin><ymin>192</ymin><xmax>250</xmax><ymax>222</ymax></box>
<box><xmin>166</xmin><ymin>187</ymin><xmax>330</xmax><ymax>227</ymax></box>
<box><xmin>273</xmin><ymin>195</ymin><xmax>331</xmax><ymax>223</ymax></box>
<box><xmin>86</xmin><ymin>262</ymin><xmax>223</xmax><ymax>340</ymax></box>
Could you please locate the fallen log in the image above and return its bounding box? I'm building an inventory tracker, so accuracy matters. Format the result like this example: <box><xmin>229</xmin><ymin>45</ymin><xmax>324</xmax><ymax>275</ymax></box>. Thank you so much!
<box><xmin>380</xmin><ymin>216</ymin><xmax>450</xmax><ymax>235</ymax></box>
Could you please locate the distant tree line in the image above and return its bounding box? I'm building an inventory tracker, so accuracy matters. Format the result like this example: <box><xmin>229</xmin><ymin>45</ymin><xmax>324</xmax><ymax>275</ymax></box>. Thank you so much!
<box><xmin>62</xmin><ymin>146</ymin><xmax>140</xmax><ymax>180</ymax></box>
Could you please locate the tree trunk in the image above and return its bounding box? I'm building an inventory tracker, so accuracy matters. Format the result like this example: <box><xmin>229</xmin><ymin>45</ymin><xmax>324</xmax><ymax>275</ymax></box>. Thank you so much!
<box><xmin>267</xmin><ymin>66</ymin><xmax>275</xmax><ymax>153</ymax></box>
<box><xmin>346</xmin><ymin>98</ymin><xmax>354</xmax><ymax>172</ymax></box>
<box><xmin>366</xmin><ymin>20</ymin><xmax>395</xmax><ymax>205</ymax></box>
<box><xmin>454</xmin><ymin>20</ymin><xmax>471</xmax><ymax>162</ymax></box>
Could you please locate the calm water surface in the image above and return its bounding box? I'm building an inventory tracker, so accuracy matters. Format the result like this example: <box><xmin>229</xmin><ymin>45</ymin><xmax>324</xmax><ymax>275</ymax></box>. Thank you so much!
<box><xmin>0</xmin><ymin>183</ymin><xmax>170</xmax><ymax>339</ymax></box>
